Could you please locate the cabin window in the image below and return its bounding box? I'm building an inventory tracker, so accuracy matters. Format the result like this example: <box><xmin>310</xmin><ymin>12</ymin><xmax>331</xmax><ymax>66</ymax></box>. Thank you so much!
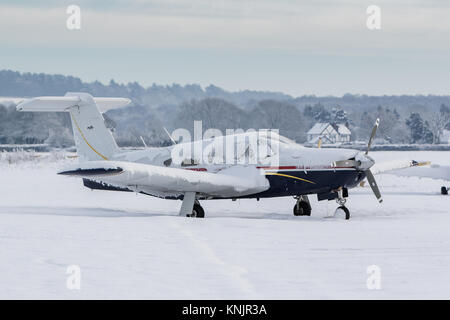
<box><xmin>181</xmin><ymin>159</ymin><xmax>198</xmax><ymax>167</ymax></box>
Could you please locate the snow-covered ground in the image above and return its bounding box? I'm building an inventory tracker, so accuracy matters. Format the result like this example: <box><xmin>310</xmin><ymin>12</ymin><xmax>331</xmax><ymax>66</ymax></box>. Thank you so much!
<box><xmin>0</xmin><ymin>151</ymin><xmax>449</xmax><ymax>299</ymax></box>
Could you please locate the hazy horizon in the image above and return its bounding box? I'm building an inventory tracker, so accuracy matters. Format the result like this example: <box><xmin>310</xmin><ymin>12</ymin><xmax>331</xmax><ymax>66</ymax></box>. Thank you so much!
<box><xmin>5</xmin><ymin>68</ymin><xmax>450</xmax><ymax>99</ymax></box>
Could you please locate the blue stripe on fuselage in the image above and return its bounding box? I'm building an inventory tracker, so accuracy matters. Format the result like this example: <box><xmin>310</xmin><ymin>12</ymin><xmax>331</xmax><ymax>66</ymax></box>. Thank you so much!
<box><xmin>247</xmin><ymin>169</ymin><xmax>365</xmax><ymax>199</ymax></box>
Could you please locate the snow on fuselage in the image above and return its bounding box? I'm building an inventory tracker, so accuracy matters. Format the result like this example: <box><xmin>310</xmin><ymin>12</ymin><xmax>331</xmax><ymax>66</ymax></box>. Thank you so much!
<box><xmin>112</xmin><ymin>131</ymin><xmax>359</xmax><ymax>168</ymax></box>
<box><xmin>95</xmin><ymin>131</ymin><xmax>365</xmax><ymax>199</ymax></box>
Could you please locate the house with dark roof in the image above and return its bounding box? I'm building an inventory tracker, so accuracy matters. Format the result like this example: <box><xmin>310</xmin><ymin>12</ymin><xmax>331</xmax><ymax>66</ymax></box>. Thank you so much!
<box><xmin>307</xmin><ymin>122</ymin><xmax>351</xmax><ymax>144</ymax></box>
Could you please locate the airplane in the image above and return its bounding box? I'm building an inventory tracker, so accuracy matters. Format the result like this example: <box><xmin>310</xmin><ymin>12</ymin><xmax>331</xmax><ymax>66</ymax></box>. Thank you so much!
<box><xmin>16</xmin><ymin>92</ymin><xmax>402</xmax><ymax>220</ymax></box>
<box><xmin>384</xmin><ymin>162</ymin><xmax>449</xmax><ymax>195</ymax></box>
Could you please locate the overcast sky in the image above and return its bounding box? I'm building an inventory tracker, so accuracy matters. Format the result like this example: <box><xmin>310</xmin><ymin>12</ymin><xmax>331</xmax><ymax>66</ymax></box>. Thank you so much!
<box><xmin>1</xmin><ymin>0</ymin><xmax>449</xmax><ymax>96</ymax></box>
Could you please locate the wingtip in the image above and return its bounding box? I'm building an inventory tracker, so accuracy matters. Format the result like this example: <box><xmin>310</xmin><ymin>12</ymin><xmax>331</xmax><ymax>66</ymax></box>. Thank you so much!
<box><xmin>16</xmin><ymin>98</ymin><xmax>30</xmax><ymax>111</ymax></box>
<box><xmin>58</xmin><ymin>167</ymin><xmax>123</xmax><ymax>177</ymax></box>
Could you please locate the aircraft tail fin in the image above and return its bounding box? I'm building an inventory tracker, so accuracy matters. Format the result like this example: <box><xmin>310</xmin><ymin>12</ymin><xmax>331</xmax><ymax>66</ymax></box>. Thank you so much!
<box><xmin>17</xmin><ymin>92</ymin><xmax>130</xmax><ymax>161</ymax></box>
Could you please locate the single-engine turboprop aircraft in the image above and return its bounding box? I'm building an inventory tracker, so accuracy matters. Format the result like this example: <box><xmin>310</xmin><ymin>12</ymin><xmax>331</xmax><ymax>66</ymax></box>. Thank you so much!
<box><xmin>17</xmin><ymin>92</ymin><xmax>388</xmax><ymax>220</ymax></box>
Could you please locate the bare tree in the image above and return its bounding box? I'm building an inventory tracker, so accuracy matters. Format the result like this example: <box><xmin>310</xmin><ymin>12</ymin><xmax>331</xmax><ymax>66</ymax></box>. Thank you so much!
<box><xmin>429</xmin><ymin>111</ymin><xmax>450</xmax><ymax>144</ymax></box>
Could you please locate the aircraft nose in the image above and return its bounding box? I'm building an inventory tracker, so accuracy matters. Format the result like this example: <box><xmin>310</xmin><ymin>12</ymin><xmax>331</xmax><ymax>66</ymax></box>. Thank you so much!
<box><xmin>355</xmin><ymin>152</ymin><xmax>375</xmax><ymax>171</ymax></box>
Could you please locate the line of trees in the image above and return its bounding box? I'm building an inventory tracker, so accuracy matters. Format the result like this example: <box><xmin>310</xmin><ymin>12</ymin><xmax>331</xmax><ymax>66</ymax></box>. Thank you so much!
<box><xmin>406</xmin><ymin>104</ymin><xmax>450</xmax><ymax>144</ymax></box>
<box><xmin>3</xmin><ymin>98</ymin><xmax>448</xmax><ymax>148</ymax></box>
<box><xmin>1</xmin><ymin>70</ymin><xmax>450</xmax><ymax>147</ymax></box>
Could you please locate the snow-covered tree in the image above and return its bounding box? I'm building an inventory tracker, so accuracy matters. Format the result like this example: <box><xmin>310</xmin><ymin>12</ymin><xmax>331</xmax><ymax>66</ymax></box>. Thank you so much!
<box><xmin>303</xmin><ymin>104</ymin><xmax>331</xmax><ymax>122</ymax></box>
<box><xmin>359</xmin><ymin>106</ymin><xmax>404</xmax><ymax>143</ymax></box>
<box><xmin>406</xmin><ymin>113</ymin><xmax>433</xmax><ymax>144</ymax></box>
<box><xmin>429</xmin><ymin>104</ymin><xmax>450</xmax><ymax>143</ymax></box>
<box><xmin>252</xmin><ymin>100</ymin><xmax>307</xmax><ymax>142</ymax></box>
<box><xmin>331</xmin><ymin>107</ymin><xmax>348</xmax><ymax>124</ymax></box>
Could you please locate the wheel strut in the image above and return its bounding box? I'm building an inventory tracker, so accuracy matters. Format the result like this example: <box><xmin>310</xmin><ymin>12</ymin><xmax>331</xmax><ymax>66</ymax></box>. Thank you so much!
<box><xmin>179</xmin><ymin>192</ymin><xmax>205</xmax><ymax>218</ymax></box>
<box><xmin>334</xmin><ymin>188</ymin><xmax>350</xmax><ymax>220</ymax></box>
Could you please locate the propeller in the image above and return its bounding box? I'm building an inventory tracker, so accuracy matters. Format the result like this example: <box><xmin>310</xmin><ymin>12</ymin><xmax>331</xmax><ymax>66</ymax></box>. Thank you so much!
<box><xmin>364</xmin><ymin>118</ymin><xmax>382</xmax><ymax>203</ymax></box>
<box><xmin>366</xmin><ymin>118</ymin><xmax>380</xmax><ymax>155</ymax></box>
<box><xmin>365</xmin><ymin>167</ymin><xmax>382</xmax><ymax>202</ymax></box>
<box><xmin>332</xmin><ymin>118</ymin><xmax>382</xmax><ymax>203</ymax></box>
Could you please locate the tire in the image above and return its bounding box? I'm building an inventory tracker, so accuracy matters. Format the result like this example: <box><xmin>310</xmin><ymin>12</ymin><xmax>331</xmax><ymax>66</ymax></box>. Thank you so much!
<box><xmin>189</xmin><ymin>203</ymin><xmax>205</xmax><ymax>218</ymax></box>
<box><xmin>441</xmin><ymin>186</ymin><xmax>448</xmax><ymax>195</ymax></box>
<box><xmin>335</xmin><ymin>205</ymin><xmax>350</xmax><ymax>220</ymax></box>
<box><xmin>293</xmin><ymin>201</ymin><xmax>311</xmax><ymax>216</ymax></box>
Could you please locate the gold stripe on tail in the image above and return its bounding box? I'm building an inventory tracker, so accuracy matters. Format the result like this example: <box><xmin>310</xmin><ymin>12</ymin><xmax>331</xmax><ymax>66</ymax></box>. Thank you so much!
<box><xmin>70</xmin><ymin>112</ymin><xmax>109</xmax><ymax>160</ymax></box>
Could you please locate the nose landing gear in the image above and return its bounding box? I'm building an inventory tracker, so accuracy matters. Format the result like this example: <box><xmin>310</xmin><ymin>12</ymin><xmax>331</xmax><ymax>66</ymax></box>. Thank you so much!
<box><xmin>333</xmin><ymin>189</ymin><xmax>350</xmax><ymax>220</ymax></box>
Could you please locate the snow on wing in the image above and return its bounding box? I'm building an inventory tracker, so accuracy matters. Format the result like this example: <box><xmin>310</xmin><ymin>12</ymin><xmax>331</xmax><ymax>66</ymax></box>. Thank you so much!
<box><xmin>58</xmin><ymin>161</ymin><xmax>270</xmax><ymax>198</ymax></box>
<box><xmin>387</xmin><ymin>164</ymin><xmax>450</xmax><ymax>181</ymax></box>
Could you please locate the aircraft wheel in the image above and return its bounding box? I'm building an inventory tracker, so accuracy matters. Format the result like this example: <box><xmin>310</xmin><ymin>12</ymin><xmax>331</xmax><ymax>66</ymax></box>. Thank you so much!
<box><xmin>335</xmin><ymin>205</ymin><xmax>350</xmax><ymax>220</ymax></box>
<box><xmin>188</xmin><ymin>203</ymin><xmax>205</xmax><ymax>218</ymax></box>
<box><xmin>293</xmin><ymin>201</ymin><xmax>311</xmax><ymax>216</ymax></box>
<box><xmin>441</xmin><ymin>186</ymin><xmax>448</xmax><ymax>195</ymax></box>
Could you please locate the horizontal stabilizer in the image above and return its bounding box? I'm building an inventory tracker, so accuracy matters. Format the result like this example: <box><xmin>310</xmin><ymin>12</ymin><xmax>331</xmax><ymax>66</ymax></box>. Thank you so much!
<box><xmin>17</xmin><ymin>96</ymin><xmax>79</xmax><ymax>112</ymax></box>
<box><xmin>16</xmin><ymin>95</ymin><xmax>131</xmax><ymax>112</ymax></box>
<box><xmin>0</xmin><ymin>97</ymin><xmax>25</xmax><ymax>106</ymax></box>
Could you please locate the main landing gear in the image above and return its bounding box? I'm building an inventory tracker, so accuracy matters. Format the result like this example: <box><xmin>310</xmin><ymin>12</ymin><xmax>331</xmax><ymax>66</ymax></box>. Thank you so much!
<box><xmin>441</xmin><ymin>186</ymin><xmax>449</xmax><ymax>195</ymax></box>
<box><xmin>179</xmin><ymin>192</ymin><xmax>205</xmax><ymax>218</ymax></box>
<box><xmin>187</xmin><ymin>201</ymin><xmax>205</xmax><ymax>218</ymax></box>
<box><xmin>334</xmin><ymin>188</ymin><xmax>350</xmax><ymax>220</ymax></box>
<box><xmin>293</xmin><ymin>195</ymin><xmax>311</xmax><ymax>216</ymax></box>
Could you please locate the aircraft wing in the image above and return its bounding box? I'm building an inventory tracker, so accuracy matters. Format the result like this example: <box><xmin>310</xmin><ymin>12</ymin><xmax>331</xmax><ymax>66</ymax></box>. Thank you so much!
<box><xmin>58</xmin><ymin>161</ymin><xmax>270</xmax><ymax>198</ymax></box>
<box><xmin>386</xmin><ymin>164</ymin><xmax>450</xmax><ymax>181</ymax></box>
<box><xmin>371</xmin><ymin>158</ymin><xmax>449</xmax><ymax>181</ymax></box>
<box><xmin>371</xmin><ymin>159</ymin><xmax>430</xmax><ymax>175</ymax></box>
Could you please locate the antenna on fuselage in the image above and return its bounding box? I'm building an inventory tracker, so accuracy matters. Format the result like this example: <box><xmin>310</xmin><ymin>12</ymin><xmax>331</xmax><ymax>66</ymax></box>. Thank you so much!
<box><xmin>163</xmin><ymin>127</ymin><xmax>177</xmax><ymax>145</ymax></box>
<box><xmin>139</xmin><ymin>136</ymin><xmax>148</xmax><ymax>148</ymax></box>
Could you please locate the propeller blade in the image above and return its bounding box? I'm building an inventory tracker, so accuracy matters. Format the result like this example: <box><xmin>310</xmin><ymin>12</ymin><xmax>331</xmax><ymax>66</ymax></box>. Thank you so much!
<box><xmin>365</xmin><ymin>169</ymin><xmax>383</xmax><ymax>203</ymax></box>
<box><xmin>366</xmin><ymin>118</ymin><xmax>380</xmax><ymax>155</ymax></box>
